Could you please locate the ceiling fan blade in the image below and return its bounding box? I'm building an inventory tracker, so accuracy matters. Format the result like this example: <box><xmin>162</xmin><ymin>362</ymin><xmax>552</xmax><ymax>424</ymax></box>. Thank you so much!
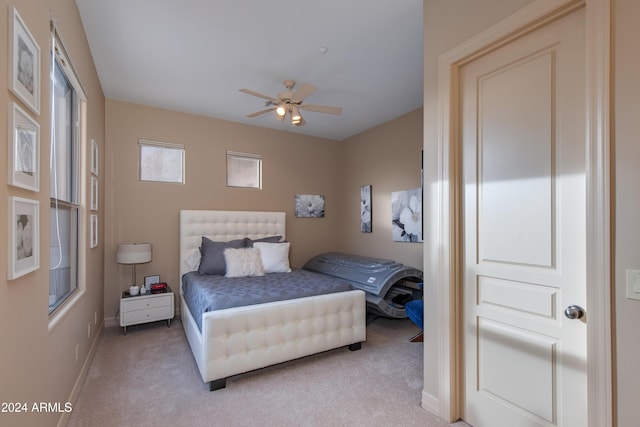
<box><xmin>246</xmin><ymin>107</ymin><xmax>276</xmax><ymax>118</ymax></box>
<box><xmin>239</xmin><ymin>88</ymin><xmax>279</xmax><ymax>104</ymax></box>
<box><xmin>299</xmin><ymin>104</ymin><xmax>343</xmax><ymax>115</ymax></box>
<box><xmin>291</xmin><ymin>83</ymin><xmax>316</xmax><ymax>103</ymax></box>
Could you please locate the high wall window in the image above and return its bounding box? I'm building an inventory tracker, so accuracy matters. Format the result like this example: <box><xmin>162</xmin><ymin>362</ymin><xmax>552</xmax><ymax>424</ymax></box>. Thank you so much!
<box><xmin>139</xmin><ymin>139</ymin><xmax>185</xmax><ymax>184</ymax></box>
<box><xmin>49</xmin><ymin>29</ymin><xmax>86</xmax><ymax>315</ymax></box>
<box><xmin>226</xmin><ymin>151</ymin><xmax>262</xmax><ymax>189</ymax></box>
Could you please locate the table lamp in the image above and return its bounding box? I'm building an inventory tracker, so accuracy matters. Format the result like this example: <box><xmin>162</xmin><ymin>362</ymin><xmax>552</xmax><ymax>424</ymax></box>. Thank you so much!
<box><xmin>116</xmin><ymin>242</ymin><xmax>152</xmax><ymax>288</ymax></box>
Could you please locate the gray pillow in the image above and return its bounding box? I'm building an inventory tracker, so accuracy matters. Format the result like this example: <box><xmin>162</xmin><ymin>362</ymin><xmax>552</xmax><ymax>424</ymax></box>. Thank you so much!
<box><xmin>198</xmin><ymin>237</ymin><xmax>249</xmax><ymax>275</ymax></box>
<box><xmin>248</xmin><ymin>236</ymin><xmax>282</xmax><ymax>246</ymax></box>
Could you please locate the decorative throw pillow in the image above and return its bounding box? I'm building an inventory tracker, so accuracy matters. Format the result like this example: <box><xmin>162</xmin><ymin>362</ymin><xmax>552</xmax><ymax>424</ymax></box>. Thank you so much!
<box><xmin>224</xmin><ymin>247</ymin><xmax>265</xmax><ymax>278</ymax></box>
<box><xmin>198</xmin><ymin>237</ymin><xmax>249</xmax><ymax>275</ymax></box>
<box><xmin>248</xmin><ymin>235</ymin><xmax>282</xmax><ymax>246</ymax></box>
<box><xmin>253</xmin><ymin>242</ymin><xmax>291</xmax><ymax>273</ymax></box>
<box><xmin>184</xmin><ymin>248</ymin><xmax>201</xmax><ymax>271</ymax></box>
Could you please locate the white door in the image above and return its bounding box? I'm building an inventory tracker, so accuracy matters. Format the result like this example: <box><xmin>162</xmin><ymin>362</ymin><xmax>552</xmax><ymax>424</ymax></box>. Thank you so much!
<box><xmin>461</xmin><ymin>8</ymin><xmax>586</xmax><ymax>427</ymax></box>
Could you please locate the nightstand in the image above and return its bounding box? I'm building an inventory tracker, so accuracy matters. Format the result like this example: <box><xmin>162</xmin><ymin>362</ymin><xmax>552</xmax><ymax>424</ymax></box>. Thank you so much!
<box><xmin>120</xmin><ymin>285</ymin><xmax>174</xmax><ymax>334</ymax></box>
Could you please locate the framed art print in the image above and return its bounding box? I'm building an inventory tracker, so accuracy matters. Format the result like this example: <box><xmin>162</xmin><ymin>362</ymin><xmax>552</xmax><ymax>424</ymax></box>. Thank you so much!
<box><xmin>8</xmin><ymin>102</ymin><xmax>39</xmax><ymax>191</ymax></box>
<box><xmin>90</xmin><ymin>176</ymin><xmax>98</xmax><ymax>211</ymax></box>
<box><xmin>295</xmin><ymin>194</ymin><xmax>325</xmax><ymax>218</ymax></box>
<box><xmin>391</xmin><ymin>188</ymin><xmax>423</xmax><ymax>242</ymax></box>
<box><xmin>91</xmin><ymin>139</ymin><xmax>98</xmax><ymax>176</ymax></box>
<box><xmin>8</xmin><ymin>196</ymin><xmax>39</xmax><ymax>280</ymax></box>
<box><xmin>90</xmin><ymin>214</ymin><xmax>98</xmax><ymax>248</ymax></box>
<box><xmin>8</xmin><ymin>6</ymin><xmax>40</xmax><ymax>115</ymax></box>
<box><xmin>360</xmin><ymin>185</ymin><xmax>372</xmax><ymax>232</ymax></box>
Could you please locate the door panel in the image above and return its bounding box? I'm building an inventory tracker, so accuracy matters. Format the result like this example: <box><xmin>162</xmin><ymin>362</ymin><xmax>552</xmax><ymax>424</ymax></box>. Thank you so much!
<box><xmin>478</xmin><ymin>318</ymin><xmax>557</xmax><ymax>423</ymax></box>
<box><xmin>478</xmin><ymin>51</ymin><xmax>554</xmax><ymax>268</ymax></box>
<box><xmin>462</xmin><ymin>8</ymin><xmax>586</xmax><ymax>427</ymax></box>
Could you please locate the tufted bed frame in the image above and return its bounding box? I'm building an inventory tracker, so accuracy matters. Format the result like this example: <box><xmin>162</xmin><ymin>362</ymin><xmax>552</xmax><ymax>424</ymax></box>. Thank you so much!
<box><xmin>179</xmin><ymin>210</ymin><xmax>367</xmax><ymax>391</ymax></box>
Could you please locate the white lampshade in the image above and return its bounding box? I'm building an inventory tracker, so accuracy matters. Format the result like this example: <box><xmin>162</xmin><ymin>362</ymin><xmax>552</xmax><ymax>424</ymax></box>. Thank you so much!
<box><xmin>117</xmin><ymin>243</ymin><xmax>152</xmax><ymax>264</ymax></box>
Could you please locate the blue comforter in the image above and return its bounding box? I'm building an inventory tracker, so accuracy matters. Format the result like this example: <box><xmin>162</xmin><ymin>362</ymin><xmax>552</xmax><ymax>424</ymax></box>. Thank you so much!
<box><xmin>182</xmin><ymin>269</ymin><xmax>353</xmax><ymax>331</ymax></box>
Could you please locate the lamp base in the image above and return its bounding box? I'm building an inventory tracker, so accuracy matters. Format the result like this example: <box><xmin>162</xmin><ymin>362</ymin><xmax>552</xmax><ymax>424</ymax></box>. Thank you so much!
<box><xmin>131</xmin><ymin>264</ymin><xmax>138</xmax><ymax>288</ymax></box>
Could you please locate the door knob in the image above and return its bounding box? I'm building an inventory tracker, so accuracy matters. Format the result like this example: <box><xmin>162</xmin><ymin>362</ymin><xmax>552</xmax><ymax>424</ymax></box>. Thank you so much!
<box><xmin>564</xmin><ymin>305</ymin><xmax>585</xmax><ymax>320</ymax></box>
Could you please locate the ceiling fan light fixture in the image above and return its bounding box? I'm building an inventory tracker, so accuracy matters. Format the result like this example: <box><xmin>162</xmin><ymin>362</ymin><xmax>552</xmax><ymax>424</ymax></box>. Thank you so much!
<box><xmin>241</xmin><ymin>80</ymin><xmax>341</xmax><ymax>126</ymax></box>
<box><xmin>291</xmin><ymin>106</ymin><xmax>302</xmax><ymax>124</ymax></box>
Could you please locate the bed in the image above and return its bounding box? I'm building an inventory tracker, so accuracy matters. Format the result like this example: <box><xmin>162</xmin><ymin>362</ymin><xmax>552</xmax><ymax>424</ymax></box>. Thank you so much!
<box><xmin>179</xmin><ymin>210</ymin><xmax>367</xmax><ymax>391</ymax></box>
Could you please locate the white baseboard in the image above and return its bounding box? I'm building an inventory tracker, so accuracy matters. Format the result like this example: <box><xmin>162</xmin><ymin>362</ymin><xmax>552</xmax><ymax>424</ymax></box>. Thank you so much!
<box><xmin>421</xmin><ymin>389</ymin><xmax>440</xmax><ymax>417</ymax></box>
<box><xmin>57</xmin><ymin>321</ymin><xmax>104</xmax><ymax>427</ymax></box>
<box><xmin>104</xmin><ymin>316</ymin><xmax>119</xmax><ymax>328</ymax></box>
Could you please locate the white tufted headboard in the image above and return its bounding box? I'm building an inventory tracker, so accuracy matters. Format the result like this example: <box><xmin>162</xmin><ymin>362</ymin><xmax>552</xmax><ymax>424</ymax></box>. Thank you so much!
<box><xmin>179</xmin><ymin>210</ymin><xmax>286</xmax><ymax>281</ymax></box>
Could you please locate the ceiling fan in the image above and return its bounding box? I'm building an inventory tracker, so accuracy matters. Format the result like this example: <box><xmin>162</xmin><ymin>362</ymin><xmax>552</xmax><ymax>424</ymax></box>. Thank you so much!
<box><xmin>239</xmin><ymin>80</ymin><xmax>342</xmax><ymax>126</ymax></box>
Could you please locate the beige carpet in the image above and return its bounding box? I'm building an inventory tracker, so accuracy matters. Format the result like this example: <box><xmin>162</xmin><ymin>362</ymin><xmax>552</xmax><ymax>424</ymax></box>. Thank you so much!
<box><xmin>68</xmin><ymin>316</ymin><xmax>470</xmax><ymax>427</ymax></box>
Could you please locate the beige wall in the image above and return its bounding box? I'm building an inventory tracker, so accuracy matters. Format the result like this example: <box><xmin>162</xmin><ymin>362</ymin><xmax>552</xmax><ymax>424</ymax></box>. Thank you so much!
<box><xmin>614</xmin><ymin>0</ymin><xmax>640</xmax><ymax>425</ymax></box>
<box><xmin>105</xmin><ymin>100</ymin><xmax>342</xmax><ymax>319</ymax></box>
<box><xmin>0</xmin><ymin>0</ymin><xmax>105</xmax><ymax>426</ymax></box>
<box><xmin>104</xmin><ymin>100</ymin><xmax>425</xmax><ymax>323</ymax></box>
<box><xmin>339</xmin><ymin>108</ymin><xmax>424</xmax><ymax>269</ymax></box>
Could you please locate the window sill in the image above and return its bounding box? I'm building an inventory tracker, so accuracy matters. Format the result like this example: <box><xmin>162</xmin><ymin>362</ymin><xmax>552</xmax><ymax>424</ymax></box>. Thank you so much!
<box><xmin>48</xmin><ymin>289</ymin><xmax>85</xmax><ymax>332</ymax></box>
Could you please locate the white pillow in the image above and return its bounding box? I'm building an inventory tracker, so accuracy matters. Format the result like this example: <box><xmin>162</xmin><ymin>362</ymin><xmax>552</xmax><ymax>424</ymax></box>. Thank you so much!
<box><xmin>223</xmin><ymin>247</ymin><xmax>265</xmax><ymax>277</ymax></box>
<box><xmin>184</xmin><ymin>248</ymin><xmax>201</xmax><ymax>271</ymax></box>
<box><xmin>254</xmin><ymin>242</ymin><xmax>291</xmax><ymax>273</ymax></box>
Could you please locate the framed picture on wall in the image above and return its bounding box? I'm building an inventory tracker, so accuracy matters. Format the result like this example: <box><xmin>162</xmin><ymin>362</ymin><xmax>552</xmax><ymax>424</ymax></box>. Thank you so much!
<box><xmin>91</xmin><ymin>139</ymin><xmax>98</xmax><ymax>176</ymax></box>
<box><xmin>8</xmin><ymin>6</ymin><xmax>40</xmax><ymax>115</ymax></box>
<box><xmin>90</xmin><ymin>176</ymin><xmax>98</xmax><ymax>211</ymax></box>
<box><xmin>8</xmin><ymin>102</ymin><xmax>39</xmax><ymax>191</ymax></box>
<box><xmin>8</xmin><ymin>196</ymin><xmax>39</xmax><ymax>280</ymax></box>
<box><xmin>360</xmin><ymin>185</ymin><xmax>372</xmax><ymax>232</ymax></box>
<box><xmin>391</xmin><ymin>188</ymin><xmax>423</xmax><ymax>242</ymax></box>
<box><xmin>90</xmin><ymin>214</ymin><xmax>98</xmax><ymax>248</ymax></box>
<box><xmin>295</xmin><ymin>194</ymin><xmax>325</xmax><ymax>218</ymax></box>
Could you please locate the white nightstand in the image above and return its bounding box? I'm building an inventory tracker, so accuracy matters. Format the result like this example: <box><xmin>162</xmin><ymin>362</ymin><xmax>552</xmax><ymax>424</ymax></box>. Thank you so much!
<box><xmin>120</xmin><ymin>285</ymin><xmax>174</xmax><ymax>334</ymax></box>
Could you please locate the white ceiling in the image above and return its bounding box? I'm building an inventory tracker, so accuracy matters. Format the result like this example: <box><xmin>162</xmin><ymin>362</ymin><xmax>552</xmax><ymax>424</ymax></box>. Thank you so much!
<box><xmin>75</xmin><ymin>0</ymin><xmax>423</xmax><ymax>141</ymax></box>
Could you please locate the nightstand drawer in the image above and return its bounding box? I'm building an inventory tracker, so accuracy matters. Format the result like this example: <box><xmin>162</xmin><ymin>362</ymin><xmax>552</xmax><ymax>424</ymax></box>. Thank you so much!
<box><xmin>122</xmin><ymin>305</ymin><xmax>173</xmax><ymax>324</ymax></box>
<box><xmin>122</xmin><ymin>294</ymin><xmax>172</xmax><ymax>312</ymax></box>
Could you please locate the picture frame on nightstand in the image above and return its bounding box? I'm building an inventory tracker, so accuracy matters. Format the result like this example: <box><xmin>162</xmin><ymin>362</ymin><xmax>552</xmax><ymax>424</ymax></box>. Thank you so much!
<box><xmin>144</xmin><ymin>274</ymin><xmax>160</xmax><ymax>290</ymax></box>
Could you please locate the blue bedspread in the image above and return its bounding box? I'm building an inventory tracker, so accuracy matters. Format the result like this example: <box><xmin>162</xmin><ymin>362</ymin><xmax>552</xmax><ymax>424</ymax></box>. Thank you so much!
<box><xmin>182</xmin><ymin>269</ymin><xmax>353</xmax><ymax>331</ymax></box>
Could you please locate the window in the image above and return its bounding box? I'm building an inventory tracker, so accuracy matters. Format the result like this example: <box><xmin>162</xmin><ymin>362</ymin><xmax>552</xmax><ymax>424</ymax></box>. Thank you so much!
<box><xmin>49</xmin><ymin>29</ymin><xmax>86</xmax><ymax>315</ymax></box>
<box><xmin>139</xmin><ymin>139</ymin><xmax>185</xmax><ymax>183</ymax></box>
<box><xmin>226</xmin><ymin>151</ymin><xmax>262</xmax><ymax>189</ymax></box>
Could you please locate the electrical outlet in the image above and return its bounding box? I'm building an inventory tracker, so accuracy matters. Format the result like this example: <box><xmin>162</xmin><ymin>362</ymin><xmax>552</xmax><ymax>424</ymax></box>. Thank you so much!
<box><xmin>75</xmin><ymin>344</ymin><xmax>79</xmax><ymax>362</ymax></box>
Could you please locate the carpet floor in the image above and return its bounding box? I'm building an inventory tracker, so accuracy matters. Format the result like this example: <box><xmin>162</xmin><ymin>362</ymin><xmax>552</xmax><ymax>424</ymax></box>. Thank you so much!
<box><xmin>68</xmin><ymin>316</ymin><xmax>470</xmax><ymax>427</ymax></box>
